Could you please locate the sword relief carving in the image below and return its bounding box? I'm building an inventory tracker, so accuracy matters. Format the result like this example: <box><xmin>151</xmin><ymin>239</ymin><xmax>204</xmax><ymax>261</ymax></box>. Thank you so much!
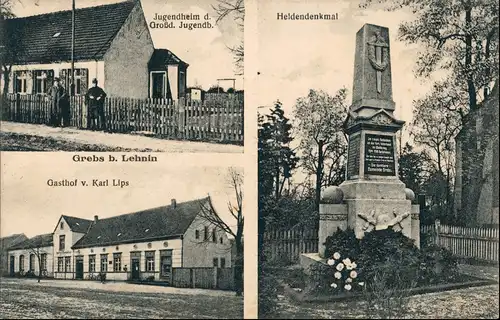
<box><xmin>367</xmin><ymin>30</ymin><xmax>389</xmax><ymax>93</ymax></box>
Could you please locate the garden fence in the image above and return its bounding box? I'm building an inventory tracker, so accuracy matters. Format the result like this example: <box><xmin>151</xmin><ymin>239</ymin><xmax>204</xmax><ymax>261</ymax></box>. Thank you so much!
<box><xmin>1</xmin><ymin>93</ymin><xmax>244</xmax><ymax>144</ymax></box>
<box><xmin>421</xmin><ymin>220</ymin><xmax>499</xmax><ymax>264</ymax></box>
<box><xmin>171</xmin><ymin>267</ymin><xmax>234</xmax><ymax>290</ymax></box>
<box><xmin>263</xmin><ymin>228</ymin><xmax>319</xmax><ymax>264</ymax></box>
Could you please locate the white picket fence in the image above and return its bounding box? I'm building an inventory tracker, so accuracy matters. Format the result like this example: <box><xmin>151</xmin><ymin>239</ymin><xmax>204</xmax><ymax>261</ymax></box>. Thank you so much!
<box><xmin>421</xmin><ymin>220</ymin><xmax>499</xmax><ymax>263</ymax></box>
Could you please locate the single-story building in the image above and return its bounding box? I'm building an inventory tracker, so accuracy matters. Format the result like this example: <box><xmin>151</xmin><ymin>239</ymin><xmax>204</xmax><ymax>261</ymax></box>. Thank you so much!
<box><xmin>7</xmin><ymin>233</ymin><xmax>54</xmax><ymax>277</ymax></box>
<box><xmin>8</xmin><ymin>197</ymin><xmax>232</xmax><ymax>284</ymax></box>
<box><xmin>1</xmin><ymin>0</ymin><xmax>188</xmax><ymax>100</ymax></box>
<box><xmin>0</xmin><ymin>233</ymin><xmax>28</xmax><ymax>276</ymax></box>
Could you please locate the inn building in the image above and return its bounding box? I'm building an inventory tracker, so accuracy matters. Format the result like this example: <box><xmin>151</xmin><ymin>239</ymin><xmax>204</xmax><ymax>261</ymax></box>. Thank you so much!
<box><xmin>7</xmin><ymin>197</ymin><xmax>232</xmax><ymax>283</ymax></box>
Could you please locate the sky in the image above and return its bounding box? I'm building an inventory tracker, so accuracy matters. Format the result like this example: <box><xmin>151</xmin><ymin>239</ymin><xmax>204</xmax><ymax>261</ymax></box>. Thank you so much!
<box><xmin>255</xmin><ymin>0</ymin><xmax>435</xmax><ymax>133</ymax></box>
<box><xmin>10</xmin><ymin>0</ymin><xmax>244</xmax><ymax>90</ymax></box>
<box><xmin>0</xmin><ymin>153</ymin><xmax>243</xmax><ymax>238</ymax></box>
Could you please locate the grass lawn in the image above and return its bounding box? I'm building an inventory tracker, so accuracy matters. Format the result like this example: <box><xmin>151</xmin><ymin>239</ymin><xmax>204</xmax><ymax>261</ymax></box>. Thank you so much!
<box><xmin>0</xmin><ymin>279</ymin><xmax>243</xmax><ymax>319</ymax></box>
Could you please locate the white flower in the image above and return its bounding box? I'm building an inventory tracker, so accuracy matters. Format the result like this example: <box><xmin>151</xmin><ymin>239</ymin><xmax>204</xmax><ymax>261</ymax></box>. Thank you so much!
<box><xmin>346</xmin><ymin>277</ymin><xmax>352</xmax><ymax>283</ymax></box>
<box><xmin>344</xmin><ymin>284</ymin><xmax>352</xmax><ymax>291</ymax></box>
<box><xmin>350</xmin><ymin>271</ymin><xmax>358</xmax><ymax>279</ymax></box>
<box><xmin>330</xmin><ymin>283</ymin><xmax>337</xmax><ymax>288</ymax></box>
<box><xmin>336</xmin><ymin>263</ymin><xmax>344</xmax><ymax>271</ymax></box>
<box><xmin>333</xmin><ymin>252</ymin><xmax>341</xmax><ymax>260</ymax></box>
<box><xmin>351</xmin><ymin>262</ymin><xmax>357</xmax><ymax>269</ymax></box>
<box><xmin>342</xmin><ymin>258</ymin><xmax>352</xmax><ymax>266</ymax></box>
<box><xmin>334</xmin><ymin>272</ymin><xmax>342</xmax><ymax>279</ymax></box>
<box><xmin>327</xmin><ymin>259</ymin><xmax>335</xmax><ymax>266</ymax></box>
<box><xmin>358</xmin><ymin>282</ymin><xmax>364</xmax><ymax>286</ymax></box>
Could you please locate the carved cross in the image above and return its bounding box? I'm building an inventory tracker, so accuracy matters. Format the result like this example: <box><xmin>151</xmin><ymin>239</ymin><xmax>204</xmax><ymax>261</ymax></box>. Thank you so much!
<box><xmin>367</xmin><ymin>31</ymin><xmax>389</xmax><ymax>94</ymax></box>
<box><xmin>375</xmin><ymin>46</ymin><xmax>383</xmax><ymax>93</ymax></box>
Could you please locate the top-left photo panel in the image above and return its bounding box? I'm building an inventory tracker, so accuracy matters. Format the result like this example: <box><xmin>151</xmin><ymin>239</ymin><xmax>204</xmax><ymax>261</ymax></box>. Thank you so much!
<box><xmin>0</xmin><ymin>0</ymin><xmax>244</xmax><ymax>153</ymax></box>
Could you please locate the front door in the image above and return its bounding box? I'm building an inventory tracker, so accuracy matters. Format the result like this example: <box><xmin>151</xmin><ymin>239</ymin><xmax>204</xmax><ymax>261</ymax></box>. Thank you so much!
<box><xmin>75</xmin><ymin>259</ymin><xmax>84</xmax><ymax>280</ymax></box>
<box><xmin>131</xmin><ymin>259</ymin><xmax>140</xmax><ymax>280</ymax></box>
<box><xmin>9</xmin><ymin>256</ymin><xmax>15</xmax><ymax>276</ymax></box>
<box><xmin>151</xmin><ymin>72</ymin><xmax>165</xmax><ymax>99</ymax></box>
<box><xmin>160</xmin><ymin>249</ymin><xmax>173</xmax><ymax>284</ymax></box>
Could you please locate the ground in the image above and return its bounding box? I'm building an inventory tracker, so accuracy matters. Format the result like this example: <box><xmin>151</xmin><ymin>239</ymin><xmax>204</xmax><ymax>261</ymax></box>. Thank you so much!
<box><xmin>264</xmin><ymin>264</ymin><xmax>499</xmax><ymax>319</ymax></box>
<box><xmin>0</xmin><ymin>121</ymin><xmax>243</xmax><ymax>153</ymax></box>
<box><xmin>0</xmin><ymin>278</ymin><xmax>243</xmax><ymax>319</ymax></box>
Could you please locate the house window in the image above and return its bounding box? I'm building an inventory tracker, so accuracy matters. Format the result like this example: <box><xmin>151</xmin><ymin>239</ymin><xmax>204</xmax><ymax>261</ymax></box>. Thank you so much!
<box><xmin>179</xmin><ymin>71</ymin><xmax>186</xmax><ymax>97</ymax></box>
<box><xmin>195</xmin><ymin>230</ymin><xmax>200</xmax><ymax>239</ymax></box>
<box><xmin>59</xmin><ymin>235</ymin><xmax>65</xmax><ymax>251</ymax></box>
<box><xmin>57</xmin><ymin>257</ymin><xmax>64</xmax><ymax>272</ymax></box>
<box><xmin>204</xmin><ymin>226</ymin><xmax>208</xmax><ymax>241</ymax></box>
<box><xmin>60</xmin><ymin>222</ymin><xmax>64</xmax><ymax>230</ymax></box>
<box><xmin>29</xmin><ymin>254</ymin><xmax>35</xmax><ymax>271</ymax></box>
<box><xmin>221</xmin><ymin>258</ymin><xmax>226</xmax><ymax>268</ymax></box>
<box><xmin>14</xmin><ymin>71</ymin><xmax>29</xmax><ymax>94</ymax></box>
<box><xmin>34</xmin><ymin>70</ymin><xmax>51</xmax><ymax>94</ymax></box>
<box><xmin>145</xmin><ymin>251</ymin><xmax>155</xmax><ymax>272</ymax></box>
<box><xmin>113</xmin><ymin>253</ymin><xmax>122</xmax><ymax>272</ymax></box>
<box><xmin>213</xmin><ymin>258</ymin><xmax>218</xmax><ymax>267</ymax></box>
<box><xmin>19</xmin><ymin>255</ymin><xmax>24</xmax><ymax>272</ymax></box>
<box><xmin>62</xmin><ymin>68</ymin><xmax>88</xmax><ymax>95</ymax></box>
<box><xmin>212</xmin><ymin>229</ymin><xmax>216</xmax><ymax>243</ymax></box>
<box><xmin>100</xmin><ymin>254</ymin><xmax>108</xmax><ymax>273</ymax></box>
<box><xmin>220</xmin><ymin>237</ymin><xmax>223</xmax><ymax>244</ymax></box>
<box><xmin>41</xmin><ymin>254</ymin><xmax>47</xmax><ymax>271</ymax></box>
<box><xmin>64</xmin><ymin>257</ymin><xmax>71</xmax><ymax>273</ymax></box>
<box><xmin>89</xmin><ymin>255</ymin><xmax>96</xmax><ymax>273</ymax></box>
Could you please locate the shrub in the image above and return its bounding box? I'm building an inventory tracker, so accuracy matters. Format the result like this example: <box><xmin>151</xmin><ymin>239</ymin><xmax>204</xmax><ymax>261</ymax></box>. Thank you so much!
<box><xmin>258</xmin><ymin>265</ymin><xmax>280</xmax><ymax>319</ymax></box>
<box><xmin>418</xmin><ymin>244</ymin><xmax>460</xmax><ymax>285</ymax></box>
<box><xmin>286</xmin><ymin>267</ymin><xmax>307</xmax><ymax>289</ymax></box>
<box><xmin>323</xmin><ymin>227</ymin><xmax>360</xmax><ymax>260</ymax></box>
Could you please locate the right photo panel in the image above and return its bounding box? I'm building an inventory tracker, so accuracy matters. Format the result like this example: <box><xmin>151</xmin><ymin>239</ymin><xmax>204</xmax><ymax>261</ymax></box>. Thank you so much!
<box><xmin>257</xmin><ymin>0</ymin><xmax>499</xmax><ymax>319</ymax></box>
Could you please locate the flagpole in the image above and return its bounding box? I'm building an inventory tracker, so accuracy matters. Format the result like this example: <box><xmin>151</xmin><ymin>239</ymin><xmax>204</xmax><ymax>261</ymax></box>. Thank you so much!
<box><xmin>71</xmin><ymin>0</ymin><xmax>75</xmax><ymax>96</ymax></box>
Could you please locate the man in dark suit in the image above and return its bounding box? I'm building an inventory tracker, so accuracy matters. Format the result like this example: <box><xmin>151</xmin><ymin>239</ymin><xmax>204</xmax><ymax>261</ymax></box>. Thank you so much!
<box><xmin>86</xmin><ymin>78</ymin><xmax>107</xmax><ymax>131</ymax></box>
<box><xmin>47</xmin><ymin>77</ymin><xmax>69</xmax><ymax>127</ymax></box>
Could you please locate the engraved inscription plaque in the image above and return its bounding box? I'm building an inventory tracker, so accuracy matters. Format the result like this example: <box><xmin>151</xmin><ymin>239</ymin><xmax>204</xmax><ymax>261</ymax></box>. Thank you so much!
<box><xmin>364</xmin><ymin>134</ymin><xmax>395</xmax><ymax>176</ymax></box>
<box><xmin>347</xmin><ymin>134</ymin><xmax>361</xmax><ymax>180</ymax></box>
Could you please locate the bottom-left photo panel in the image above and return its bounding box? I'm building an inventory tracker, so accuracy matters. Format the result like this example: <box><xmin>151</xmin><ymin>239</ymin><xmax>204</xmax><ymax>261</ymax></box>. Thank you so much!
<box><xmin>0</xmin><ymin>154</ymin><xmax>244</xmax><ymax>319</ymax></box>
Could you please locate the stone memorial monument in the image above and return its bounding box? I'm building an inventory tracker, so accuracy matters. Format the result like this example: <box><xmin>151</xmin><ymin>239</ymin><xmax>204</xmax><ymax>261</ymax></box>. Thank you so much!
<box><xmin>301</xmin><ymin>24</ymin><xmax>420</xmax><ymax>270</ymax></box>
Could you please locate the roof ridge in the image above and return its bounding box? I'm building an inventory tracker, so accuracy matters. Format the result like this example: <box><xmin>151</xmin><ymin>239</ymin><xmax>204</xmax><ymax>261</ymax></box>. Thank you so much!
<box><xmin>61</xmin><ymin>214</ymin><xmax>93</xmax><ymax>221</ymax></box>
<box><xmin>7</xmin><ymin>0</ymin><xmax>135</xmax><ymax>20</ymax></box>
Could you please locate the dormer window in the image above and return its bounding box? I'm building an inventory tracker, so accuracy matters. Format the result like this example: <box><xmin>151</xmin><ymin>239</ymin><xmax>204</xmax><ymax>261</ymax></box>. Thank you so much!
<box><xmin>60</xmin><ymin>222</ymin><xmax>64</xmax><ymax>230</ymax></box>
<box><xmin>145</xmin><ymin>229</ymin><xmax>150</xmax><ymax>232</ymax></box>
<box><xmin>53</xmin><ymin>32</ymin><xmax>61</xmax><ymax>38</ymax></box>
<box><xmin>117</xmin><ymin>233</ymin><xmax>122</xmax><ymax>237</ymax></box>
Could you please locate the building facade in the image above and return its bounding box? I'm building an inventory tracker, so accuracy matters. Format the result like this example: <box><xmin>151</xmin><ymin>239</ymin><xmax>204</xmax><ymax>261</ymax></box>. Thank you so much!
<box><xmin>7</xmin><ymin>197</ymin><xmax>232</xmax><ymax>283</ymax></box>
<box><xmin>1</xmin><ymin>0</ymin><xmax>187</xmax><ymax>100</ymax></box>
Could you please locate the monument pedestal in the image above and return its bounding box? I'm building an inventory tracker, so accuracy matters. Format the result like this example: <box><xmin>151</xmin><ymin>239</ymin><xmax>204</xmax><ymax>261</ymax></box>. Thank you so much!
<box><xmin>301</xmin><ymin>23</ymin><xmax>420</xmax><ymax>273</ymax></box>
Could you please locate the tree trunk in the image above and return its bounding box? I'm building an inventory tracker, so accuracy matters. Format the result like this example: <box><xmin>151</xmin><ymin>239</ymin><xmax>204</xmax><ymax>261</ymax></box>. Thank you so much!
<box><xmin>465</xmin><ymin>7</ymin><xmax>477</xmax><ymax>111</ymax></box>
<box><xmin>234</xmin><ymin>234</ymin><xmax>243</xmax><ymax>296</ymax></box>
<box><xmin>315</xmin><ymin>141</ymin><xmax>324</xmax><ymax>212</ymax></box>
<box><xmin>2</xmin><ymin>65</ymin><xmax>11</xmax><ymax>95</ymax></box>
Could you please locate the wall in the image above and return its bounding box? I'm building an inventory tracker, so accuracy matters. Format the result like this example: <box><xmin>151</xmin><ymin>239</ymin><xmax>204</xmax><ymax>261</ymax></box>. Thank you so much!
<box><xmin>167</xmin><ymin>65</ymin><xmax>179</xmax><ymax>100</ymax></box>
<box><xmin>182</xmin><ymin>215</ymin><xmax>232</xmax><ymax>268</ymax></box>
<box><xmin>104</xmin><ymin>1</ymin><xmax>154</xmax><ymax>98</ymax></box>
<box><xmin>74</xmin><ymin>238</ymin><xmax>182</xmax><ymax>281</ymax></box>
<box><xmin>2</xmin><ymin>61</ymin><xmax>104</xmax><ymax>94</ymax></box>
<box><xmin>53</xmin><ymin>217</ymin><xmax>87</xmax><ymax>279</ymax></box>
<box><xmin>8</xmin><ymin>246</ymin><xmax>54</xmax><ymax>277</ymax></box>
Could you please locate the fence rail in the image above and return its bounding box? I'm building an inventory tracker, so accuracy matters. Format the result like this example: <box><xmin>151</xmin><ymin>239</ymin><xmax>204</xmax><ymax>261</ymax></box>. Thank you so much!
<box><xmin>1</xmin><ymin>93</ymin><xmax>244</xmax><ymax>144</ymax></box>
<box><xmin>263</xmin><ymin>228</ymin><xmax>319</xmax><ymax>264</ymax></box>
<box><xmin>421</xmin><ymin>221</ymin><xmax>499</xmax><ymax>264</ymax></box>
<box><xmin>171</xmin><ymin>267</ymin><xmax>234</xmax><ymax>290</ymax></box>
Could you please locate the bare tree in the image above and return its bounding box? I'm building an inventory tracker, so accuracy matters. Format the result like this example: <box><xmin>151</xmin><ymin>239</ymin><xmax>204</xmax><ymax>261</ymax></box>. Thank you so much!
<box><xmin>212</xmin><ymin>0</ymin><xmax>244</xmax><ymax>75</ymax></box>
<box><xmin>25</xmin><ymin>234</ymin><xmax>50</xmax><ymax>283</ymax></box>
<box><xmin>199</xmin><ymin>167</ymin><xmax>244</xmax><ymax>296</ymax></box>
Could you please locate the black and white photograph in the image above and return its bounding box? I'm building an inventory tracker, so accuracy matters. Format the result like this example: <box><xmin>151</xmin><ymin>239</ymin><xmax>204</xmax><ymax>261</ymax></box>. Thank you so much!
<box><xmin>257</xmin><ymin>0</ymin><xmax>499</xmax><ymax>318</ymax></box>
<box><xmin>0</xmin><ymin>154</ymin><xmax>244</xmax><ymax>318</ymax></box>
<box><xmin>0</xmin><ymin>0</ymin><xmax>244</xmax><ymax>152</ymax></box>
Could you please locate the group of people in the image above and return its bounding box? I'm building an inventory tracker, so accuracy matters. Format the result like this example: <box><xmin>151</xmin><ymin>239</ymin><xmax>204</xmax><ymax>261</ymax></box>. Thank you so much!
<box><xmin>49</xmin><ymin>77</ymin><xmax>107</xmax><ymax>131</ymax></box>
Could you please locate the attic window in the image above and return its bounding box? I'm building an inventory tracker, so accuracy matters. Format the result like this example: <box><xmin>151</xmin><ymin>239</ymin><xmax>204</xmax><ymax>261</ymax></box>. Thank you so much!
<box><xmin>117</xmin><ymin>233</ymin><xmax>122</xmax><ymax>237</ymax></box>
<box><xmin>75</xmin><ymin>222</ymin><xmax>80</xmax><ymax>226</ymax></box>
<box><xmin>97</xmin><ymin>236</ymin><xmax>101</xmax><ymax>239</ymax></box>
<box><xmin>145</xmin><ymin>229</ymin><xmax>150</xmax><ymax>232</ymax></box>
<box><xmin>53</xmin><ymin>32</ymin><xmax>61</xmax><ymax>38</ymax></box>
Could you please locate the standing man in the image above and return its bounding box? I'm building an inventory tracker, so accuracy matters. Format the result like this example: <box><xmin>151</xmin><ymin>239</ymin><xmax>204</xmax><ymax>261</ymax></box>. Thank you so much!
<box><xmin>47</xmin><ymin>77</ymin><xmax>69</xmax><ymax>127</ymax></box>
<box><xmin>86</xmin><ymin>78</ymin><xmax>107</xmax><ymax>131</ymax></box>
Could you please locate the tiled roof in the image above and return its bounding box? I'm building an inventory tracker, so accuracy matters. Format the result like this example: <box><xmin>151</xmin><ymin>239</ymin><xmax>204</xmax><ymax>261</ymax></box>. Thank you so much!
<box><xmin>62</xmin><ymin>215</ymin><xmax>93</xmax><ymax>234</ymax></box>
<box><xmin>72</xmin><ymin>197</ymin><xmax>209</xmax><ymax>249</ymax></box>
<box><xmin>4</xmin><ymin>0</ymin><xmax>137</xmax><ymax>64</ymax></box>
<box><xmin>8</xmin><ymin>233</ymin><xmax>54</xmax><ymax>250</ymax></box>
<box><xmin>0</xmin><ymin>234</ymin><xmax>28</xmax><ymax>250</ymax></box>
<box><xmin>148</xmin><ymin>49</ymin><xmax>189</xmax><ymax>69</ymax></box>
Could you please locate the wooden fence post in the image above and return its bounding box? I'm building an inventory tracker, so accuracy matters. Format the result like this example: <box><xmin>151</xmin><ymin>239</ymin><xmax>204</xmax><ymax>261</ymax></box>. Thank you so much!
<box><xmin>191</xmin><ymin>268</ymin><xmax>196</xmax><ymax>289</ymax></box>
<box><xmin>434</xmin><ymin>219</ymin><xmax>441</xmax><ymax>246</ymax></box>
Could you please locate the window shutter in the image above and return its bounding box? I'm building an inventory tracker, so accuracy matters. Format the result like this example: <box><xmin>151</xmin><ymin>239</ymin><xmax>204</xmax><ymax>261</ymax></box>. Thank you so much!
<box><xmin>81</xmin><ymin>69</ymin><xmax>88</xmax><ymax>93</ymax></box>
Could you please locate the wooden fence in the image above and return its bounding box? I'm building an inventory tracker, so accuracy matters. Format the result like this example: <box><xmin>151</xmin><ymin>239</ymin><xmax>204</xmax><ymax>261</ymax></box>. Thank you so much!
<box><xmin>263</xmin><ymin>228</ymin><xmax>319</xmax><ymax>264</ymax></box>
<box><xmin>1</xmin><ymin>93</ymin><xmax>244</xmax><ymax>144</ymax></box>
<box><xmin>171</xmin><ymin>267</ymin><xmax>234</xmax><ymax>290</ymax></box>
<box><xmin>421</xmin><ymin>220</ymin><xmax>499</xmax><ymax>264</ymax></box>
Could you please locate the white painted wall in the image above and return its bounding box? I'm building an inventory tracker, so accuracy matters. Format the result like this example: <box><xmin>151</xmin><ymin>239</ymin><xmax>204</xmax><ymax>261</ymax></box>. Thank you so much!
<box><xmin>8</xmin><ymin>246</ymin><xmax>54</xmax><ymax>277</ymax></box>
<box><xmin>52</xmin><ymin>216</ymin><xmax>87</xmax><ymax>279</ymax></box>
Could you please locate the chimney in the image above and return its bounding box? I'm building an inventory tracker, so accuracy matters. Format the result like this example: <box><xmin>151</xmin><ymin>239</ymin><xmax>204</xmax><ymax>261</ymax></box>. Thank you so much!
<box><xmin>94</xmin><ymin>215</ymin><xmax>99</xmax><ymax>222</ymax></box>
<box><xmin>171</xmin><ymin>199</ymin><xmax>176</xmax><ymax>208</ymax></box>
